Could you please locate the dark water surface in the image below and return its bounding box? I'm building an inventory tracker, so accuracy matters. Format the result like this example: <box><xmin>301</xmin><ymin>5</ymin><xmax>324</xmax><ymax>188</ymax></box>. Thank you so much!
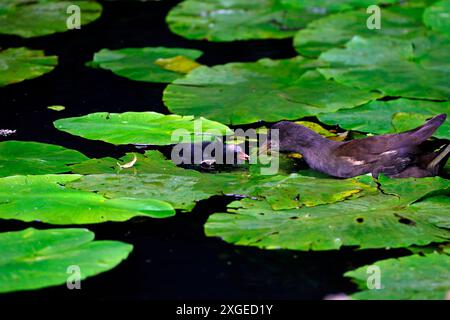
<box><xmin>0</xmin><ymin>0</ymin><xmax>409</xmax><ymax>300</ymax></box>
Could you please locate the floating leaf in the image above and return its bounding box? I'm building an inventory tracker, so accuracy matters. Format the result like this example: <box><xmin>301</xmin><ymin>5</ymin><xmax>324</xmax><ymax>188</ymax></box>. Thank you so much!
<box><xmin>166</xmin><ymin>0</ymin><xmax>398</xmax><ymax>41</ymax></box>
<box><xmin>164</xmin><ymin>57</ymin><xmax>381</xmax><ymax>125</ymax></box>
<box><xmin>345</xmin><ymin>252</ymin><xmax>450</xmax><ymax>299</ymax></box>
<box><xmin>319</xmin><ymin>35</ymin><xmax>450</xmax><ymax>100</ymax></box>
<box><xmin>89</xmin><ymin>47</ymin><xmax>203</xmax><ymax>83</ymax></box>
<box><xmin>205</xmin><ymin>176</ymin><xmax>450</xmax><ymax>251</ymax></box>
<box><xmin>0</xmin><ymin>141</ymin><xmax>89</xmax><ymax>177</ymax></box>
<box><xmin>294</xmin><ymin>7</ymin><xmax>427</xmax><ymax>57</ymax></box>
<box><xmin>318</xmin><ymin>98</ymin><xmax>450</xmax><ymax>139</ymax></box>
<box><xmin>0</xmin><ymin>47</ymin><xmax>57</xmax><ymax>87</ymax></box>
<box><xmin>69</xmin><ymin>151</ymin><xmax>371</xmax><ymax>211</ymax></box>
<box><xmin>423</xmin><ymin>0</ymin><xmax>450</xmax><ymax>38</ymax></box>
<box><xmin>54</xmin><ymin>112</ymin><xmax>232</xmax><ymax>145</ymax></box>
<box><xmin>154</xmin><ymin>55</ymin><xmax>201</xmax><ymax>74</ymax></box>
<box><xmin>0</xmin><ymin>228</ymin><xmax>132</xmax><ymax>293</ymax></box>
<box><xmin>47</xmin><ymin>105</ymin><xmax>65</xmax><ymax>111</ymax></box>
<box><xmin>0</xmin><ymin>0</ymin><xmax>102</xmax><ymax>38</ymax></box>
<box><xmin>0</xmin><ymin>174</ymin><xmax>175</xmax><ymax>224</ymax></box>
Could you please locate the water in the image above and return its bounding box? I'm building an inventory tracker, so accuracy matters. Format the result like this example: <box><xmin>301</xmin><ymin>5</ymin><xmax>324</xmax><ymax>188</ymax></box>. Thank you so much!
<box><xmin>0</xmin><ymin>0</ymin><xmax>409</xmax><ymax>300</ymax></box>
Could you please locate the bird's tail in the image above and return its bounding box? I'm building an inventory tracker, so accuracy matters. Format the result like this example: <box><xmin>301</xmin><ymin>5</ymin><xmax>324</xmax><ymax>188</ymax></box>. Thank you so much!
<box><xmin>407</xmin><ymin>113</ymin><xmax>447</xmax><ymax>144</ymax></box>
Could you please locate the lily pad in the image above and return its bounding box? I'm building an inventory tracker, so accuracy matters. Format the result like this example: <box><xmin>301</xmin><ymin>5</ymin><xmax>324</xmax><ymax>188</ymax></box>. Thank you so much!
<box><xmin>89</xmin><ymin>47</ymin><xmax>203</xmax><ymax>83</ymax></box>
<box><xmin>69</xmin><ymin>151</ymin><xmax>214</xmax><ymax>211</ymax></box>
<box><xmin>423</xmin><ymin>0</ymin><xmax>450</xmax><ymax>38</ymax></box>
<box><xmin>0</xmin><ymin>174</ymin><xmax>175</xmax><ymax>224</ymax></box>
<box><xmin>54</xmin><ymin>112</ymin><xmax>232</xmax><ymax>145</ymax></box>
<box><xmin>318</xmin><ymin>98</ymin><xmax>450</xmax><ymax>139</ymax></box>
<box><xmin>319</xmin><ymin>35</ymin><xmax>450</xmax><ymax>100</ymax></box>
<box><xmin>0</xmin><ymin>0</ymin><xmax>103</xmax><ymax>38</ymax></box>
<box><xmin>205</xmin><ymin>176</ymin><xmax>450</xmax><ymax>251</ymax></box>
<box><xmin>345</xmin><ymin>252</ymin><xmax>450</xmax><ymax>299</ymax></box>
<box><xmin>0</xmin><ymin>47</ymin><xmax>58</xmax><ymax>87</ymax></box>
<box><xmin>294</xmin><ymin>7</ymin><xmax>427</xmax><ymax>57</ymax></box>
<box><xmin>0</xmin><ymin>141</ymin><xmax>89</xmax><ymax>177</ymax></box>
<box><xmin>0</xmin><ymin>228</ymin><xmax>132</xmax><ymax>293</ymax></box>
<box><xmin>164</xmin><ymin>57</ymin><xmax>381</xmax><ymax>125</ymax></box>
<box><xmin>68</xmin><ymin>150</ymin><xmax>373</xmax><ymax>211</ymax></box>
<box><xmin>166</xmin><ymin>0</ymin><xmax>398</xmax><ymax>41</ymax></box>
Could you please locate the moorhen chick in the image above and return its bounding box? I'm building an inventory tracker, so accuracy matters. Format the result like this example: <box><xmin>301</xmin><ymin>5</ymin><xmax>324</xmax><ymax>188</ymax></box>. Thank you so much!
<box><xmin>171</xmin><ymin>139</ymin><xmax>249</xmax><ymax>168</ymax></box>
<box><xmin>266</xmin><ymin>114</ymin><xmax>449</xmax><ymax>178</ymax></box>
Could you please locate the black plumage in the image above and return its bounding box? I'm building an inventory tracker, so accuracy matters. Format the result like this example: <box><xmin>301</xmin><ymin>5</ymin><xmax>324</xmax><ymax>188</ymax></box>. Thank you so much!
<box><xmin>267</xmin><ymin>114</ymin><xmax>449</xmax><ymax>178</ymax></box>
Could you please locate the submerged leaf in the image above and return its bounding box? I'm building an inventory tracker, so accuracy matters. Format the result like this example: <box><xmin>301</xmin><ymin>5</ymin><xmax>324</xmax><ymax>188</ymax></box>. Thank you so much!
<box><xmin>0</xmin><ymin>228</ymin><xmax>132</xmax><ymax>293</ymax></box>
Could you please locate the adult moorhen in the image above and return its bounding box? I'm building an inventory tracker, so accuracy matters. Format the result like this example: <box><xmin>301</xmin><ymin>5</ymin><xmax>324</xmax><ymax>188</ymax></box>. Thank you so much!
<box><xmin>265</xmin><ymin>114</ymin><xmax>449</xmax><ymax>178</ymax></box>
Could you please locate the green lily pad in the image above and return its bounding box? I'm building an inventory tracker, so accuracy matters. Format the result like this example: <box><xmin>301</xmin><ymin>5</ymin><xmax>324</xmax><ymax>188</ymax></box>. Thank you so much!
<box><xmin>0</xmin><ymin>228</ymin><xmax>132</xmax><ymax>293</ymax></box>
<box><xmin>164</xmin><ymin>57</ymin><xmax>381</xmax><ymax>125</ymax></box>
<box><xmin>205</xmin><ymin>176</ymin><xmax>450</xmax><ymax>251</ymax></box>
<box><xmin>318</xmin><ymin>98</ymin><xmax>450</xmax><ymax>139</ymax></box>
<box><xmin>0</xmin><ymin>141</ymin><xmax>89</xmax><ymax>177</ymax></box>
<box><xmin>0</xmin><ymin>0</ymin><xmax>103</xmax><ymax>38</ymax></box>
<box><xmin>89</xmin><ymin>47</ymin><xmax>203</xmax><ymax>83</ymax></box>
<box><xmin>345</xmin><ymin>252</ymin><xmax>450</xmax><ymax>299</ymax></box>
<box><xmin>54</xmin><ymin>112</ymin><xmax>232</xmax><ymax>145</ymax></box>
<box><xmin>0</xmin><ymin>174</ymin><xmax>175</xmax><ymax>224</ymax></box>
<box><xmin>69</xmin><ymin>151</ymin><xmax>214</xmax><ymax>211</ymax></box>
<box><xmin>319</xmin><ymin>35</ymin><xmax>450</xmax><ymax>100</ymax></box>
<box><xmin>423</xmin><ymin>0</ymin><xmax>450</xmax><ymax>38</ymax></box>
<box><xmin>68</xmin><ymin>150</ymin><xmax>373</xmax><ymax>211</ymax></box>
<box><xmin>166</xmin><ymin>0</ymin><xmax>398</xmax><ymax>42</ymax></box>
<box><xmin>0</xmin><ymin>47</ymin><xmax>58</xmax><ymax>87</ymax></box>
<box><xmin>294</xmin><ymin>7</ymin><xmax>427</xmax><ymax>57</ymax></box>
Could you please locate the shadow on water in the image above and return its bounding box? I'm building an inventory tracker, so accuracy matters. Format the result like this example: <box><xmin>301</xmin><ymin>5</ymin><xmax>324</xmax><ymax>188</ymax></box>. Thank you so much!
<box><xmin>0</xmin><ymin>0</ymin><xmax>411</xmax><ymax>300</ymax></box>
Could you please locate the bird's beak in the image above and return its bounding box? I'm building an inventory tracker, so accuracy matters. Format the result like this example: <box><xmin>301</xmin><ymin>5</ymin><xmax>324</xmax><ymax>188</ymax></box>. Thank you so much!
<box><xmin>238</xmin><ymin>150</ymin><xmax>250</xmax><ymax>161</ymax></box>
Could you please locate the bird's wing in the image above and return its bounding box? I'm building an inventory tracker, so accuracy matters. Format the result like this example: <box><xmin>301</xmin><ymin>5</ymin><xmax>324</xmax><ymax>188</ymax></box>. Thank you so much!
<box><xmin>334</xmin><ymin>139</ymin><xmax>417</xmax><ymax>176</ymax></box>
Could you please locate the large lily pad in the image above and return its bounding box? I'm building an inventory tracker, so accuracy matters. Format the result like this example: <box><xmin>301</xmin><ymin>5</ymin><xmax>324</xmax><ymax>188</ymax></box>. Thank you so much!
<box><xmin>164</xmin><ymin>57</ymin><xmax>381</xmax><ymax>125</ymax></box>
<box><xmin>166</xmin><ymin>0</ymin><xmax>398</xmax><ymax>41</ymax></box>
<box><xmin>0</xmin><ymin>228</ymin><xmax>132</xmax><ymax>293</ymax></box>
<box><xmin>68</xmin><ymin>150</ymin><xmax>374</xmax><ymax>211</ymax></box>
<box><xmin>205</xmin><ymin>176</ymin><xmax>450</xmax><ymax>251</ymax></box>
<box><xmin>0</xmin><ymin>141</ymin><xmax>89</xmax><ymax>177</ymax></box>
<box><xmin>294</xmin><ymin>7</ymin><xmax>427</xmax><ymax>57</ymax></box>
<box><xmin>0</xmin><ymin>0</ymin><xmax>103</xmax><ymax>38</ymax></box>
<box><xmin>0</xmin><ymin>174</ymin><xmax>175</xmax><ymax>224</ymax></box>
<box><xmin>0</xmin><ymin>47</ymin><xmax>58</xmax><ymax>87</ymax></box>
<box><xmin>54</xmin><ymin>112</ymin><xmax>232</xmax><ymax>145</ymax></box>
<box><xmin>423</xmin><ymin>0</ymin><xmax>450</xmax><ymax>38</ymax></box>
<box><xmin>318</xmin><ymin>98</ymin><xmax>450</xmax><ymax>139</ymax></box>
<box><xmin>89</xmin><ymin>47</ymin><xmax>203</xmax><ymax>83</ymax></box>
<box><xmin>345</xmin><ymin>252</ymin><xmax>450</xmax><ymax>299</ymax></box>
<box><xmin>319</xmin><ymin>35</ymin><xmax>450</xmax><ymax>100</ymax></box>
